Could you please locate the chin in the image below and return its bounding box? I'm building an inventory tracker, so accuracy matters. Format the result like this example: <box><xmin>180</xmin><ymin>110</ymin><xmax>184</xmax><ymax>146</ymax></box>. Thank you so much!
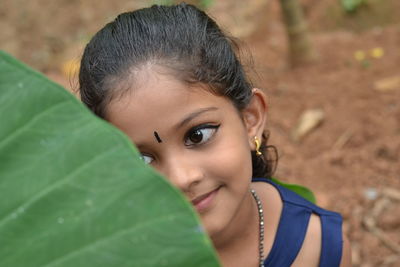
<box><xmin>199</xmin><ymin>212</ymin><xmax>222</xmax><ymax>239</ymax></box>
<box><xmin>199</xmin><ymin>208</ymin><xmax>232</xmax><ymax>243</ymax></box>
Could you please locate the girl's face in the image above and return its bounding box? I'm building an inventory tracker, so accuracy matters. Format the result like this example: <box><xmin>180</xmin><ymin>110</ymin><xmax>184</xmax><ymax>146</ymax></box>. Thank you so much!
<box><xmin>106</xmin><ymin>67</ymin><xmax>266</xmax><ymax>239</ymax></box>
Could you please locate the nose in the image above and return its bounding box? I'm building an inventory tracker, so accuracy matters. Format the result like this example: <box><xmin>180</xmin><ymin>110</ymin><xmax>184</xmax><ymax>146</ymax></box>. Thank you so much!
<box><xmin>163</xmin><ymin>154</ymin><xmax>204</xmax><ymax>193</ymax></box>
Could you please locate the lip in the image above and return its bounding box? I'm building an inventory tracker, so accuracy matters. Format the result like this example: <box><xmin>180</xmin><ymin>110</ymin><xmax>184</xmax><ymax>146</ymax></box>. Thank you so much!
<box><xmin>191</xmin><ymin>186</ymin><xmax>221</xmax><ymax>213</ymax></box>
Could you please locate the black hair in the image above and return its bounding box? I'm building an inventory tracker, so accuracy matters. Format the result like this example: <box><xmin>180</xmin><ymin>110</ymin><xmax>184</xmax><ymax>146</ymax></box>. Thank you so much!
<box><xmin>79</xmin><ymin>3</ymin><xmax>277</xmax><ymax>178</ymax></box>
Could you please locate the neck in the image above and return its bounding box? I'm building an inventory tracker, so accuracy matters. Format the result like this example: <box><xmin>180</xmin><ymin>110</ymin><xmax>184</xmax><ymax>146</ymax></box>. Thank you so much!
<box><xmin>212</xmin><ymin>189</ymin><xmax>260</xmax><ymax>266</ymax></box>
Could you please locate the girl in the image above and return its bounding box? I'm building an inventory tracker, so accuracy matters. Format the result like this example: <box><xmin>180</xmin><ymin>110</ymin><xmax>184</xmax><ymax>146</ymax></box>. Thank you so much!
<box><xmin>78</xmin><ymin>3</ymin><xmax>351</xmax><ymax>267</ymax></box>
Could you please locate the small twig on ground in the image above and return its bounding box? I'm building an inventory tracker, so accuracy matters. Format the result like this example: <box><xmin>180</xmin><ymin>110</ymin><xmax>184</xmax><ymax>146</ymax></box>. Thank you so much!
<box><xmin>383</xmin><ymin>188</ymin><xmax>400</xmax><ymax>201</ymax></box>
<box><xmin>381</xmin><ymin>254</ymin><xmax>400</xmax><ymax>267</ymax></box>
<box><xmin>363</xmin><ymin>217</ymin><xmax>400</xmax><ymax>254</ymax></box>
<box><xmin>371</xmin><ymin>197</ymin><xmax>390</xmax><ymax>217</ymax></box>
<box><xmin>362</xmin><ymin>189</ymin><xmax>400</xmax><ymax>255</ymax></box>
<box><xmin>333</xmin><ymin>128</ymin><xmax>354</xmax><ymax>149</ymax></box>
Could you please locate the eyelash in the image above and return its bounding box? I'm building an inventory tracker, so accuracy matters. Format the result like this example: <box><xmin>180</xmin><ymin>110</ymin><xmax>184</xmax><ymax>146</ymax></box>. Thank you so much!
<box><xmin>184</xmin><ymin>124</ymin><xmax>220</xmax><ymax>147</ymax></box>
<box><xmin>139</xmin><ymin>124</ymin><xmax>221</xmax><ymax>165</ymax></box>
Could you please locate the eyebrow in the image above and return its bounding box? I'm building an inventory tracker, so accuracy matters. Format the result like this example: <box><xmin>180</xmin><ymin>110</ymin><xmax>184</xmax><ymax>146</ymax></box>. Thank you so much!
<box><xmin>175</xmin><ymin>107</ymin><xmax>218</xmax><ymax>129</ymax></box>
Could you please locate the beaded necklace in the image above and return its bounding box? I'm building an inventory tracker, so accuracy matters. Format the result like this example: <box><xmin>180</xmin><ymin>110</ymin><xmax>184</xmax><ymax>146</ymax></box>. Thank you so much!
<box><xmin>250</xmin><ymin>189</ymin><xmax>265</xmax><ymax>267</ymax></box>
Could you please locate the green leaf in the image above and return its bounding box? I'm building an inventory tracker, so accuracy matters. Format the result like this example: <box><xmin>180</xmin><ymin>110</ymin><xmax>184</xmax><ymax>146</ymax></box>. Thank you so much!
<box><xmin>271</xmin><ymin>178</ymin><xmax>316</xmax><ymax>204</ymax></box>
<box><xmin>151</xmin><ymin>0</ymin><xmax>175</xmax><ymax>6</ymax></box>
<box><xmin>0</xmin><ymin>51</ymin><xmax>220</xmax><ymax>267</ymax></box>
<box><xmin>200</xmin><ymin>0</ymin><xmax>214</xmax><ymax>9</ymax></box>
<box><xmin>340</xmin><ymin>0</ymin><xmax>365</xmax><ymax>12</ymax></box>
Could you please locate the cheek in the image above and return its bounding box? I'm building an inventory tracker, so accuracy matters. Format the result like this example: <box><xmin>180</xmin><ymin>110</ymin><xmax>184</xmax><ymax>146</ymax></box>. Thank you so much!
<box><xmin>204</xmin><ymin>132</ymin><xmax>253</xmax><ymax>185</ymax></box>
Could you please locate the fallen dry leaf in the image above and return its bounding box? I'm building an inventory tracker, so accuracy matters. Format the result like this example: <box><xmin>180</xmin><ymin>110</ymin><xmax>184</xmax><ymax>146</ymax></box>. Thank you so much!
<box><xmin>291</xmin><ymin>109</ymin><xmax>325</xmax><ymax>142</ymax></box>
<box><xmin>374</xmin><ymin>76</ymin><xmax>400</xmax><ymax>92</ymax></box>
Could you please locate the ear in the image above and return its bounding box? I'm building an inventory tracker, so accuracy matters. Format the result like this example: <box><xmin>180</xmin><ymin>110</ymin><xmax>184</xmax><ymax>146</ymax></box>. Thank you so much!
<box><xmin>241</xmin><ymin>88</ymin><xmax>268</xmax><ymax>150</ymax></box>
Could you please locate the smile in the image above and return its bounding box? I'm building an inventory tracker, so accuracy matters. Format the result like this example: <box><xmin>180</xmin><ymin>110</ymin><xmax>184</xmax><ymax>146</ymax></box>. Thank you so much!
<box><xmin>191</xmin><ymin>186</ymin><xmax>221</xmax><ymax>213</ymax></box>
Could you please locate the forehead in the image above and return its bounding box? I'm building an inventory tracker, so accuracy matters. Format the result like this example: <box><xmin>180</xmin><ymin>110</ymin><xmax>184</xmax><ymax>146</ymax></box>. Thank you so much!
<box><xmin>106</xmin><ymin>69</ymin><xmax>236</xmax><ymax>138</ymax></box>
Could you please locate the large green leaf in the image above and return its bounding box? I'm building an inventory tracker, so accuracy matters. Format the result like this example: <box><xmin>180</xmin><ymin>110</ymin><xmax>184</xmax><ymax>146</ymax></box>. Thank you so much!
<box><xmin>0</xmin><ymin>51</ymin><xmax>220</xmax><ymax>267</ymax></box>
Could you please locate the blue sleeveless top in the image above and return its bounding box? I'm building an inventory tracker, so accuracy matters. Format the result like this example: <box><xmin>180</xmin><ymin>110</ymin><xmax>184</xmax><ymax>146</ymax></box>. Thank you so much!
<box><xmin>252</xmin><ymin>178</ymin><xmax>343</xmax><ymax>267</ymax></box>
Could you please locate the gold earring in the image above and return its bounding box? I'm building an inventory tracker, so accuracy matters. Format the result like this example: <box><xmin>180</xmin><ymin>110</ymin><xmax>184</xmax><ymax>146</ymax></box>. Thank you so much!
<box><xmin>254</xmin><ymin>136</ymin><xmax>262</xmax><ymax>156</ymax></box>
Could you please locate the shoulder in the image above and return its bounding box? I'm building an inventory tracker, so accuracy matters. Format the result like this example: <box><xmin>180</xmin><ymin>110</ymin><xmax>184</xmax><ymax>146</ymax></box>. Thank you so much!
<box><xmin>292</xmin><ymin>214</ymin><xmax>352</xmax><ymax>267</ymax></box>
<box><xmin>291</xmin><ymin>213</ymin><xmax>321</xmax><ymax>267</ymax></box>
<box><xmin>340</xmin><ymin>235</ymin><xmax>352</xmax><ymax>267</ymax></box>
<box><xmin>253</xmin><ymin>178</ymin><xmax>351</xmax><ymax>266</ymax></box>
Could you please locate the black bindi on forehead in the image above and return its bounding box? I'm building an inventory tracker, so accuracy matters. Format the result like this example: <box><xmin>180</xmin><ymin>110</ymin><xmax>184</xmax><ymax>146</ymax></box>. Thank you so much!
<box><xmin>153</xmin><ymin>131</ymin><xmax>163</xmax><ymax>143</ymax></box>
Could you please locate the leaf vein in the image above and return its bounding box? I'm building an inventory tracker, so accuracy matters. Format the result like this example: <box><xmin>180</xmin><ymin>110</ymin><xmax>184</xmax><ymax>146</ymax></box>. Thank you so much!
<box><xmin>42</xmin><ymin>214</ymin><xmax>185</xmax><ymax>267</ymax></box>
<box><xmin>0</xmin><ymin>101</ymin><xmax>72</xmax><ymax>150</ymax></box>
<box><xmin>0</xmin><ymin>146</ymin><xmax>120</xmax><ymax>228</ymax></box>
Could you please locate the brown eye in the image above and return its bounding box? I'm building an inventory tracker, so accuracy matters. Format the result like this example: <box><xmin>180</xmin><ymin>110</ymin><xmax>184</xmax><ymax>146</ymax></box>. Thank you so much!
<box><xmin>184</xmin><ymin>124</ymin><xmax>220</xmax><ymax>146</ymax></box>
<box><xmin>189</xmin><ymin>130</ymin><xmax>203</xmax><ymax>144</ymax></box>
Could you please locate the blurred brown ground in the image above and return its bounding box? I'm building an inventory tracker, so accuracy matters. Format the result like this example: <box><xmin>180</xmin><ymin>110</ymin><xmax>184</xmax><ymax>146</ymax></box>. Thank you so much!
<box><xmin>1</xmin><ymin>0</ymin><xmax>399</xmax><ymax>266</ymax></box>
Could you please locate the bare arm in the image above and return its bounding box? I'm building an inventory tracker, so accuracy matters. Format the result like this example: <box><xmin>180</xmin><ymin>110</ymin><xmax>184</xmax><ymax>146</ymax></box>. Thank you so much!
<box><xmin>340</xmin><ymin>235</ymin><xmax>352</xmax><ymax>267</ymax></box>
<box><xmin>292</xmin><ymin>214</ymin><xmax>352</xmax><ymax>267</ymax></box>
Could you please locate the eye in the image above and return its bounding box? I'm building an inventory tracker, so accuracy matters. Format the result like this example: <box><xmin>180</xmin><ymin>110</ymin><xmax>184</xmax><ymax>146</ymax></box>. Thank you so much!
<box><xmin>140</xmin><ymin>154</ymin><xmax>154</xmax><ymax>164</ymax></box>
<box><xmin>185</xmin><ymin>124</ymin><xmax>220</xmax><ymax>146</ymax></box>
